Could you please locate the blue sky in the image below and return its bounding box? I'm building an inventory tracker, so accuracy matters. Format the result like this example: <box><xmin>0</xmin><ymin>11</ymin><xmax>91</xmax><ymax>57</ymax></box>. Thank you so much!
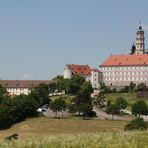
<box><xmin>0</xmin><ymin>0</ymin><xmax>148</xmax><ymax>80</ymax></box>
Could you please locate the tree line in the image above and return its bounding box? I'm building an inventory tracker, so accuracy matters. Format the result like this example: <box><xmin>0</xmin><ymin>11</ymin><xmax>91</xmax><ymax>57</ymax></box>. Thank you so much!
<box><xmin>0</xmin><ymin>76</ymin><xmax>148</xmax><ymax>130</ymax></box>
<box><xmin>0</xmin><ymin>75</ymin><xmax>94</xmax><ymax>128</ymax></box>
<box><xmin>99</xmin><ymin>81</ymin><xmax>148</xmax><ymax>93</ymax></box>
<box><xmin>0</xmin><ymin>83</ymin><xmax>50</xmax><ymax>129</ymax></box>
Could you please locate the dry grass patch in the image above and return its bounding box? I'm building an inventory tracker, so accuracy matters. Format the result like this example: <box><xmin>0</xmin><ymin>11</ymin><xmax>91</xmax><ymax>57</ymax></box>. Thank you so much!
<box><xmin>0</xmin><ymin>117</ymin><xmax>127</xmax><ymax>139</ymax></box>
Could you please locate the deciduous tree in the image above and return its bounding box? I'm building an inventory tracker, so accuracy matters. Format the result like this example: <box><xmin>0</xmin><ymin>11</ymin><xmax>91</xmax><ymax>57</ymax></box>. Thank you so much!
<box><xmin>115</xmin><ymin>97</ymin><xmax>128</xmax><ymax>110</ymax></box>
<box><xmin>132</xmin><ymin>100</ymin><xmax>148</xmax><ymax>117</ymax></box>
<box><xmin>50</xmin><ymin>97</ymin><xmax>67</xmax><ymax>118</ymax></box>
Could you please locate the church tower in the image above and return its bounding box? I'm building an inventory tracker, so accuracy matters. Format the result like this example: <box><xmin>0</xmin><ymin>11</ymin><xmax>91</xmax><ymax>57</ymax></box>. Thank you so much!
<box><xmin>135</xmin><ymin>22</ymin><xmax>145</xmax><ymax>54</ymax></box>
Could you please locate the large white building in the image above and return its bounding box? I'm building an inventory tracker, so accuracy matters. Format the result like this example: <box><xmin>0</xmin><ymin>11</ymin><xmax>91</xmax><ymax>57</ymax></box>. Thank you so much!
<box><xmin>100</xmin><ymin>23</ymin><xmax>148</xmax><ymax>87</ymax></box>
<box><xmin>100</xmin><ymin>54</ymin><xmax>148</xmax><ymax>86</ymax></box>
<box><xmin>64</xmin><ymin>64</ymin><xmax>103</xmax><ymax>88</ymax></box>
<box><xmin>0</xmin><ymin>80</ymin><xmax>54</xmax><ymax>96</ymax></box>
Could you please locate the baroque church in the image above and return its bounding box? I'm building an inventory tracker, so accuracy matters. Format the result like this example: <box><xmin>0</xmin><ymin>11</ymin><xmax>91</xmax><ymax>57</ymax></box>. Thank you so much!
<box><xmin>100</xmin><ymin>23</ymin><xmax>148</xmax><ymax>86</ymax></box>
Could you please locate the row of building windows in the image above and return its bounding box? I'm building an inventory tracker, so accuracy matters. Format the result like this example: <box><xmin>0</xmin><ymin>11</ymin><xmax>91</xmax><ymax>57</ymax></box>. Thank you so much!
<box><xmin>104</xmin><ymin>76</ymin><xmax>148</xmax><ymax>81</ymax></box>
<box><xmin>101</xmin><ymin>66</ymin><xmax>148</xmax><ymax>71</ymax></box>
<box><xmin>7</xmin><ymin>88</ymin><xmax>30</xmax><ymax>95</ymax></box>
<box><xmin>104</xmin><ymin>71</ymin><xmax>148</xmax><ymax>76</ymax></box>
<box><xmin>7</xmin><ymin>88</ymin><xmax>28</xmax><ymax>91</ymax></box>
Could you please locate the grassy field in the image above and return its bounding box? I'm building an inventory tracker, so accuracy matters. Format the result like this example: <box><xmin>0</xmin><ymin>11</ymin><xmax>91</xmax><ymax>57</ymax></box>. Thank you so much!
<box><xmin>0</xmin><ymin>117</ymin><xmax>147</xmax><ymax>148</ymax></box>
<box><xmin>105</xmin><ymin>92</ymin><xmax>148</xmax><ymax>110</ymax></box>
<box><xmin>51</xmin><ymin>94</ymin><xmax>75</xmax><ymax>104</ymax></box>
<box><xmin>0</xmin><ymin>117</ymin><xmax>128</xmax><ymax>140</ymax></box>
<box><xmin>0</xmin><ymin>131</ymin><xmax>148</xmax><ymax>148</ymax></box>
<box><xmin>51</xmin><ymin>93</ymin><xmax>148</xmax><ymax>110</ymax></box>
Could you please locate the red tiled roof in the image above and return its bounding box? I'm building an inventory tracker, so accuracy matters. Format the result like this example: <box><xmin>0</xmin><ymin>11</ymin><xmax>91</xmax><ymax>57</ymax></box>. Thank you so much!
<box><xmin>100</xmin><ymin>54</ymin><xmax>148</xmax><ymax>67</ymax></box>
<box><xmin>0</xmin><ymin>80</ymin><xmax>55</xmax><ymax>88</ymax></box>
<box><xmin>67</xmin><ymin>64</ymin><xmax>91</xmax><ymax>75</ymax></box>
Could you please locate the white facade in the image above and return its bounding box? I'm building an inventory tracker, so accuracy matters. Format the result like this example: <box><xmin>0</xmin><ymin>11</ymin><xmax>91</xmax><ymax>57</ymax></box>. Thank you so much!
<box><xmin>0</xmin><ymin>80</ymin><xmax>54</xmax><ymax>96</ymax></box>
<box><xmin>100</xmin><ymin>65</ymin><xmax>148</xmax><ymax>87</ymax></box>
<box><xmin>91</xmin><ymin>69</ymin><xmax>103</xmax><ymax>88</ymax></box>
<box><xmin>64</xmin><ymin>64</ymin><xmax>103</xmax><ymax>88</ymax></box>
<box><xmin>100</xmin><ymin>23</ymin><xmax>148</xmax><ymax>87</ymax></box>
<box><xmin>64</xmin><ymin>66</ymin><xmax>72</xmax><ymax>79</ymax></box>
<box><xmin>7</xmin><ymin>88</ymin><xmax>30</xmax><ymax>95</ymax></box>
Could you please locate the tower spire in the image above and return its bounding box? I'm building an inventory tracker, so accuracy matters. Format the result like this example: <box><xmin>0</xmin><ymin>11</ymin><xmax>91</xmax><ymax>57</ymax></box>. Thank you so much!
<box><xmin>140</xmin><ymin>20</ymin><xmax>141</xmax><ymax>26</ymax></box>
<box><xmin>135</xmin><ymin>22</ymin><xmax>145</xmax><ymax>54</ymax></box>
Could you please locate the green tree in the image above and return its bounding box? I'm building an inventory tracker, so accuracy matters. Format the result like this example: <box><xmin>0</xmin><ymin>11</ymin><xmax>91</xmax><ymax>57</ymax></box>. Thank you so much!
<box><xmin>72</xmin><ymin>82</ymin><xmax>92</xmax><ymax>106</ymax></box>
<box><xmin>0</xmin><ymin>85</ymin><xmax>8</xmax><ymax>98</ymax></box>
<box><xmin>125</xmin><ymin>118</ymin><xmax>147</xmax><ymax>131</ymax></box>
<box><xmin>69</xmin><ymin>81</ymin><xmax>94</xmax><ymax>117</ymax></box>
<box><xmin>136</xmin><ymin>83</ymin><xmax>147</xmax><ymax>91</ymax></box>
<box><xmin>106</xmin><ymin>104</ymin><xmax>119</xmax><ymax>120</ymax></box>
<box><xmin>93</xmin><ymin>90</ymin><xmax>106</xmax><ymax>108</ymax></box>
<box><xmin>115</xmin><ymin>97</ymin><xmax>128</xmax><ymax>110</ymax></box>
<box><xmin>0</xmin><ymin>98</ymin><xmax>18</xmax><ymax>127</ymax></box>
<box><xmin>52</xmin><ymin>75</ymin><xmax>86</xmax><ymax>94</ymax></box>
<box><xmin>0</xmin><ymin>94</ymin><xmax>39</xmax><ymax>129</ymax></box>
<box><xmin>78</xmin><ymin>103</ymin><xmax>92</xmax><ymax>119</ymax></box>
<box><xmin>52</xmin><ymin>75</ymin><xmax>64</xmax><ymax>81</ymax></box>
<box><xmin>129</xmin><ymin>81</ymin><xmax>136</xmax><ymax>92</ymax></box>
<box><xmin>30</xmin><ymin>83</ymin><xmax>51</xmax><ymax>107</ymax></box>
<box><xmin>52</xmin><ymin>75</ymin><xmax>70</xmax><ymax>93</ymax></box>
<box><xmin>132</xmin><ymin>100</ymin><xmax>148</xmax><ymax>117</ymax></box>
<box><xmin>68</xmin><ymin>75</ymin><xmax>85</xmax><ymax>94</ymax></box>
<box><xmin>15</xmin><ymin>95</ymin><xmax>38</xmax><ymax>118</ymax></box>
<box><xmin>48</xmin><ymin>83</ymin><xmax>58</xmax><ymax>93</ymax></box>
<box><xmin>50</xmin><ymin>97</ymin><xmax>67</xmax><ymax>118</ymax></box>
<box><xmin>99</xmin><ymin>82</ymin><xmax>111</xmax><ymax>94</ymax></box>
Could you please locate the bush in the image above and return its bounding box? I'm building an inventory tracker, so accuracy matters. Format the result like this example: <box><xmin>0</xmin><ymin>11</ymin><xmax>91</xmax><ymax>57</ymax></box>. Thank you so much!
<box><xmin>111</xmin><ymin>88</ymin><xmax>117</xmax><ymax>93</ymax></box>
<box><xmin>136</xmin><ymin>83</ymin><xmax>147</xmax><ymax>91</ymax></box>
<box><xmin>118</xmin><ymin>86</ymin><xmax>129</xmax><ymax>93</ymax></box>
<box><xmin>131</xmin><ymin>100</ymin><xmax>148</xmax><ymax>117</ymax></box>
<box><xmin>5</xmin><ymin>133</ymin><xmax>18</xmax><ymax>141</ymax></box>
<box><xmin>125</xmin><ymin>118</ymin><xmax>147</xmax><ymax>131</ymax></box>
<box><xmin>115</xmin><ymin>97</ymin><xmax>128</xmax><ymax>110</ymax></box>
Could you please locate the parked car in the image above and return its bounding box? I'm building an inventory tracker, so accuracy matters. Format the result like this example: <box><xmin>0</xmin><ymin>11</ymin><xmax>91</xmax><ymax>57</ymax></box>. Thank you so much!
<box><xmin>41</xmin><ymin>104</ymin><xmax>49</xmax><ymax>112</ymax></box>
<box><xmin>37</xmin><ymin>108</ymin><xmax>42</xmax><ymax>113</ymax></box>
<box><xmin>37</xmin><ymin>104</ymin><xmax>49</xmax><ymax>113</ymax></box>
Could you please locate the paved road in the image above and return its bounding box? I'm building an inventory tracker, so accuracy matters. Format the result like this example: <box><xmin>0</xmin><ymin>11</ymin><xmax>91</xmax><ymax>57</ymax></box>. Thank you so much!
<box><xmin>43</xmin><ymin>108</ymin><xmax>68</xmax><ymax>117</ymax></box>
<box><xmin>93</xmin><ymin>107</ymin><xmax>130</xmax><ymax>121</ymax></box>
<box><xmin>43</xmin><ymin>107</ymin><xmax>130</xmax><ymax>120</ymax></box>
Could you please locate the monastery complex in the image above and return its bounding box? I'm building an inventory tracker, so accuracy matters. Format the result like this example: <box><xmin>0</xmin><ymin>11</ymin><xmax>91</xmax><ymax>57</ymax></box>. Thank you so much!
<box><xmin>1</xmin><ymin>23</ymin><xmax>148</xmax><ymax>96</ymax></box>
<box><xmin>64</xmin><ymin>23</ymin><xmax>148</xmax><ymax>88</ymax></box>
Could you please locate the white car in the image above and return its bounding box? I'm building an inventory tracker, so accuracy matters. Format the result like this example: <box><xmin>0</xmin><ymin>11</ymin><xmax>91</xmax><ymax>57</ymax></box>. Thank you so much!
<box><xmin>37</xmin><ymin>108</ymin><xmax>42</xmax><ymax>113</ymax></box>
